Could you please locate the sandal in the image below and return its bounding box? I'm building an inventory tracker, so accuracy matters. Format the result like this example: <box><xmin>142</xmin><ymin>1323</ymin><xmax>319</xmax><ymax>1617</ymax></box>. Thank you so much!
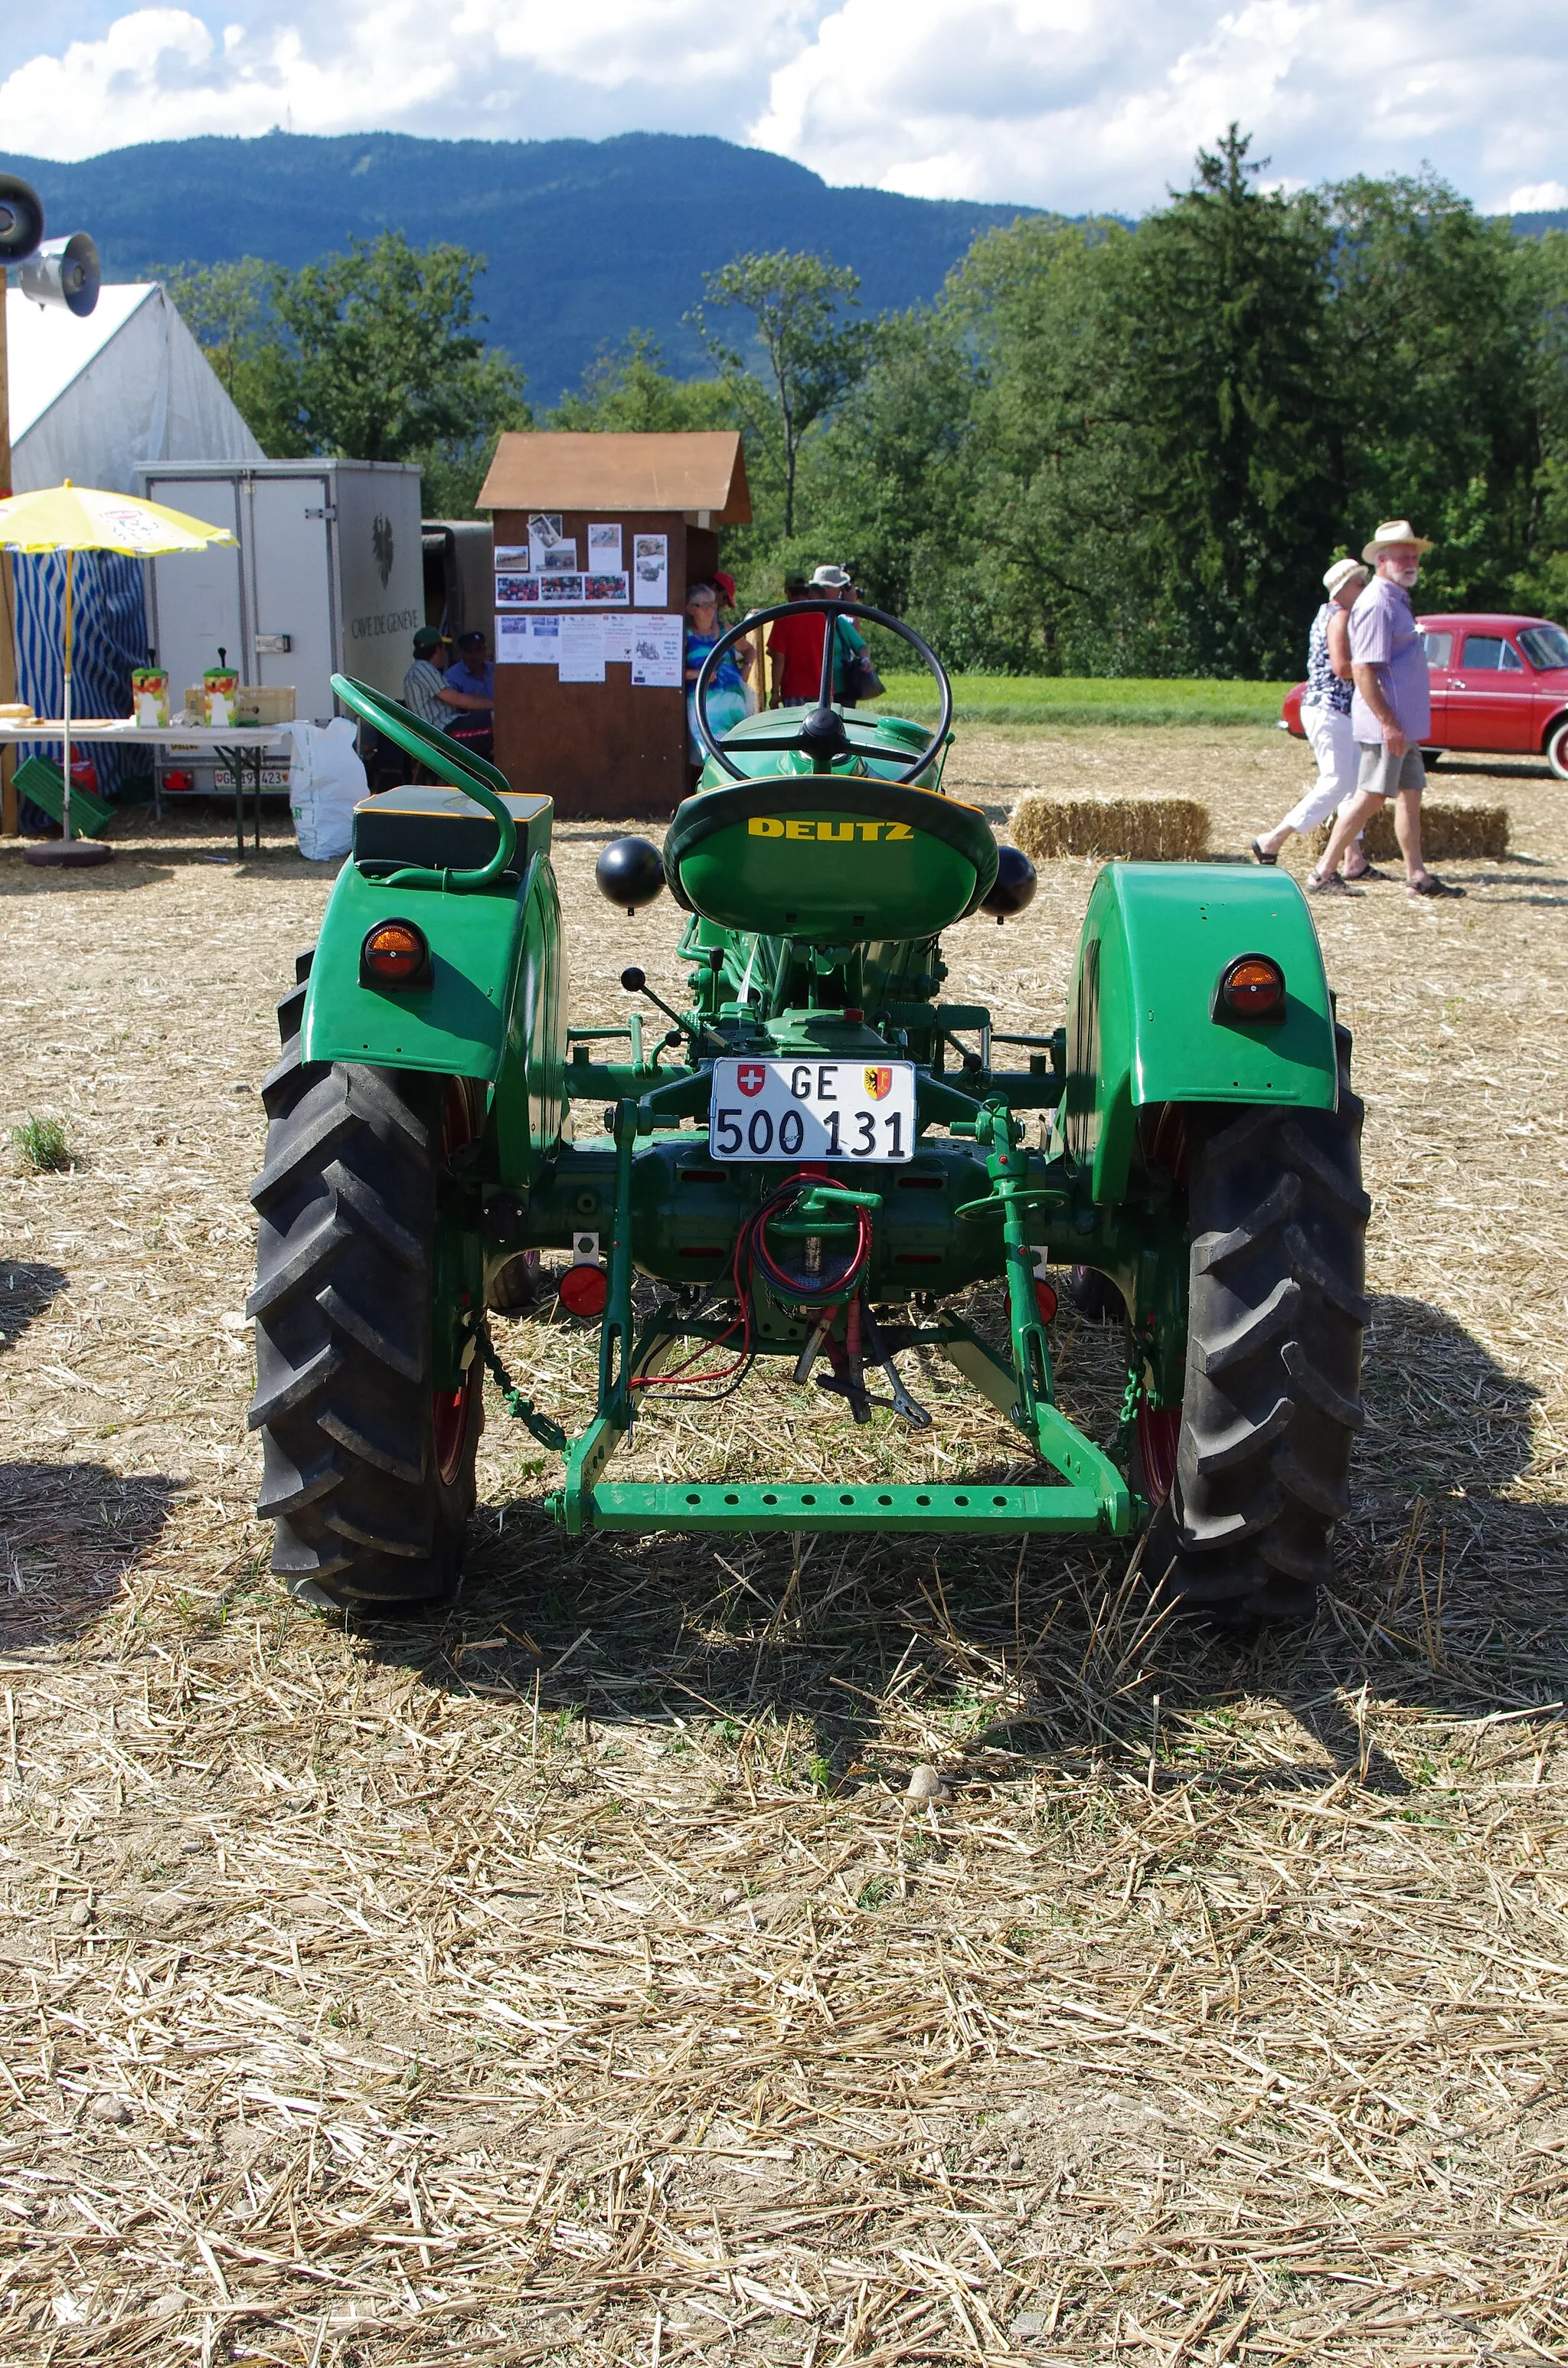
<box><xmin>1250</xmin><ymin>838</ymin><xmax>1279</xmax><ymax>866</ymax></box>
<box><xmin>1305</xmin><ymin>870</ymin><xmax>1355</xmax><ymax>894</ymax></box>
<box><xmin>1344</xmin><ymin>862</ymin><xmax>1390</xmax><ymax>881</ymax></box>
<box><xmin>1408</xmin><ymin>874</ymin><xmax>1465</xmax><ymax>898</ymax></box>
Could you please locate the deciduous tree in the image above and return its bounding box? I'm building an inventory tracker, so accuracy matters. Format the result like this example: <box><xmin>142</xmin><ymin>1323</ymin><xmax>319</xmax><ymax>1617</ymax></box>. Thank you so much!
<box><xmin>690</xmin><ymin>252</ymin><xmax>870</xmax><ymax>538</ymax></box>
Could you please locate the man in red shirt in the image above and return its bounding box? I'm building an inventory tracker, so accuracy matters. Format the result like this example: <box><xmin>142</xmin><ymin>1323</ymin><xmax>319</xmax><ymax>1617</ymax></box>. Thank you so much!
<box><xmin>766</xmin><ymin>574</ymin><xmax>820</xmax><ymax>705</ymax></box>
<box><xmin>768</xmin><ymin>566</ymin><xmax>868</xmax><ymax>707</ymax></box>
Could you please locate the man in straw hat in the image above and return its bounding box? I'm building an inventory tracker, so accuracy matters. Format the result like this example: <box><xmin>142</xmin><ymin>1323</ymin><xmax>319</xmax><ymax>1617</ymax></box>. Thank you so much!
<box><xmin>1251</xmin><ymin>556</ymin><xmax>1378</xmax><ymax>872</ymax></box>
<box><xmin>1308</xmin><ymin>520</ymin><xmax>1464</xmax><ymax>898</ymax></box>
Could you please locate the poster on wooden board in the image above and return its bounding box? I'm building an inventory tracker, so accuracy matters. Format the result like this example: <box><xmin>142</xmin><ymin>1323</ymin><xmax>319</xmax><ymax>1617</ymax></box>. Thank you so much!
<box><xmin>478</xmin><ymin>430</ymin><xmax>750</xmax><ymax>816</ymax></box>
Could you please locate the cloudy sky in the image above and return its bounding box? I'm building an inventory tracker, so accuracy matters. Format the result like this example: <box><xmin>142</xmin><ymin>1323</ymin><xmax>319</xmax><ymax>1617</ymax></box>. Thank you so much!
<box><xmin>3</xmin><ymin>0</ymin><xmax>1565</xmax><ymax>215</ymax></box>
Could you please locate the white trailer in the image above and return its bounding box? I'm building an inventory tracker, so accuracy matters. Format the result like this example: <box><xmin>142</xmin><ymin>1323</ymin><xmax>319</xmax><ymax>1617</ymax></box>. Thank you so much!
<box><xmin>135</xmin><ymin>458</ymin><xmax>423</xmax><ymax>794</ymax></box>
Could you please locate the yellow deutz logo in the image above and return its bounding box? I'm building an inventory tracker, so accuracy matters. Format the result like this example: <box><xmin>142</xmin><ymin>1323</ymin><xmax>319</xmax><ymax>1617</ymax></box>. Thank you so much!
<box><xmin>746</xmin><ymin>817</ymin><xmax>914</xmax><ymax>842</ymax></box>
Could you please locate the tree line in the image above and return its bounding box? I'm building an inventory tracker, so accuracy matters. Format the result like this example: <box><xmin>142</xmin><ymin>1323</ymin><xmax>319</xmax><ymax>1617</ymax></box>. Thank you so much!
<box><xmin>168</xmin><ymin>127</ymin><xmax>1568</xmax><ymax>678</ymax></box>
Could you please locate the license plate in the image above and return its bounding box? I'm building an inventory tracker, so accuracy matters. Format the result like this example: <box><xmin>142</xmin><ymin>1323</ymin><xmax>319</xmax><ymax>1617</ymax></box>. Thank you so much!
<box><xmin>710</xmin><ymin>1058</ymin><xmax>916</xmax><ymax>1162</ymax></box>
<box><xmin>214</xmin><ymin>766</ymin><xmax>290</xmax><ymax>789</ymax></box>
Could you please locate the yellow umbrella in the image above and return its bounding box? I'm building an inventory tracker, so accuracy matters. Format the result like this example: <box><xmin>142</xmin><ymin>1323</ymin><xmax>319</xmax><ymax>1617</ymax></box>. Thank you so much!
<box><xmin>0</xmin><ymin>480</ymin><xmax>234</xmax><ymax>849</ymax></box>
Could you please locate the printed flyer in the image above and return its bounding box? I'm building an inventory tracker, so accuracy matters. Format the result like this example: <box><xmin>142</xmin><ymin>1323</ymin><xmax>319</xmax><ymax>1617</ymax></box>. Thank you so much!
<box><xmin>632</xmin><ymin>532</ymin><xmax>669</xmax><ymax>607</ymax></box>
<box><xmin>630</xmin><ymin>613</ymin><xmax>682</xmax><ymax>688</ymax></box>
<box><xmin>559</xmin><ymin>616</ymin><xmax>606</xmax><ymax>683</ymax></box>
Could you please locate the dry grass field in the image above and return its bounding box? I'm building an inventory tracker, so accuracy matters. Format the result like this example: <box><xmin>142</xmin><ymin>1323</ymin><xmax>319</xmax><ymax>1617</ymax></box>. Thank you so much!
<box><xmin>1</xmin><ymin>724</ymin><xmax>1565</xmax><ymax>2366</ymax></box>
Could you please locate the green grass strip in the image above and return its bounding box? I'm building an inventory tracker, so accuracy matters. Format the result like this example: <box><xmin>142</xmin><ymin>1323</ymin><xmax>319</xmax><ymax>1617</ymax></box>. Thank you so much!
<box><xmin>866</xmin><ymin>674</ymin><xmax>1294</xmax><ymax>728</ymax></box>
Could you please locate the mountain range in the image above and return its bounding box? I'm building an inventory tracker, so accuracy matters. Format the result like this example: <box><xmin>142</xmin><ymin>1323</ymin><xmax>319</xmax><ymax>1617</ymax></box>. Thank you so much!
<box><xmin>6</xmin><ymin>132</ymin><xmax>1556</xmax><ymax>407</ymax></box>
<box><xmin>0</xmin><ymin>130</ymin><xmax>1041</xmax><ymax>404</ymax></box>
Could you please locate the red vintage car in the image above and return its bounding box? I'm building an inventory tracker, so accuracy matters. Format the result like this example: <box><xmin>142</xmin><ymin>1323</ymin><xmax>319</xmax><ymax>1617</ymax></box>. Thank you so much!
<box><xmin>1281</xmin><ymin>612</ymin><xmax>1568</xmax><ymax>776</ymax></box>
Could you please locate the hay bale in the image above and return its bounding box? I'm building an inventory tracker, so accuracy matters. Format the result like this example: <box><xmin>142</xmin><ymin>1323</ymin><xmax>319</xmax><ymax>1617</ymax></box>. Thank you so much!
<box><xmin>1010</xmin><ymin>790</ymin><xmax>1210</xmax><ymax>862</ymax></box>
<box><xmin>1314</xmin><ymin>800</ymin><xmax>1509</xmax><ymax>862</ymax></box>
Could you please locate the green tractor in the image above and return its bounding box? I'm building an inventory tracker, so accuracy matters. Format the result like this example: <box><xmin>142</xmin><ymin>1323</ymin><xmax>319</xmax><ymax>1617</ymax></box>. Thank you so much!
<box><xmin>248</xmin><ymin>602</ymin><xmax>1367</xmax><ymax>1630</ymax></box>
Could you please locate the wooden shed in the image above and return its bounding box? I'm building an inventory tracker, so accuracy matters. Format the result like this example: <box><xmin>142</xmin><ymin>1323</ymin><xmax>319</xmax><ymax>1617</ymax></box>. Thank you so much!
<box><xmin>477</xmin><ymin>430</ymin><xmax>751</xmax><ymax>817</ymax></box>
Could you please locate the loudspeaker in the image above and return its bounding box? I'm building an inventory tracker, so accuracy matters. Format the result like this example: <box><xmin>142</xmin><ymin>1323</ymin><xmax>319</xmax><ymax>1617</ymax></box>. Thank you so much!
<box><xmin>18</xmin><ymin>231</ymin><xmax>100</xmax><ymax>318</ymax></box>
<box><xmin>0</xmin><ymin>173</ymin><xmax>45</xmax><ymax>263</ymax></box>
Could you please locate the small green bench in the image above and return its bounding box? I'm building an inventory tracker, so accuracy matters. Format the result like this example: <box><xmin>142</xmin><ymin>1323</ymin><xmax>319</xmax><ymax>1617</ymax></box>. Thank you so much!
<box><xmin>12</xmin><ymin>754</ymin><xmax>116</xmax><ymax>838</ymax></box>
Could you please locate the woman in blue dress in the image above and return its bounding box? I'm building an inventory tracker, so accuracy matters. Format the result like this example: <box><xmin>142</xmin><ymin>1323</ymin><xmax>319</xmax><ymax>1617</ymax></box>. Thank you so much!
<box><xmin>684</xmin><ymin>583</ymin><xmax>750</xmax><ymax>771</ymax></box>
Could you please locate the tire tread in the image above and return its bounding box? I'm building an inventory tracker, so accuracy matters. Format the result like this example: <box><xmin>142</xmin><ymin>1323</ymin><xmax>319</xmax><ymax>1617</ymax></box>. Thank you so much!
<box><xmin>1153</xmin><ymin>1045</ymin><xmax>1367</xmax><ymax>1628</ymax></box>
<box><xmin>247</xmin><ymin>973</ymin><xmax>479</xmax><ymax>1611</ymax></box>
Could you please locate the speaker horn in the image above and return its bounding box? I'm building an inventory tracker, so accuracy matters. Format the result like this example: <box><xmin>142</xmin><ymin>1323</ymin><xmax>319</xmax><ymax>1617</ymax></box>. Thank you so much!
<box><xmin>0</xmin><ymin>173</ymin><xmax>45</xmax><ymax>263</ymax></box>
<box><xmin>19</xmin><ymin>231</ymin><xmax>101</xmax><ymax>318</ymax></box>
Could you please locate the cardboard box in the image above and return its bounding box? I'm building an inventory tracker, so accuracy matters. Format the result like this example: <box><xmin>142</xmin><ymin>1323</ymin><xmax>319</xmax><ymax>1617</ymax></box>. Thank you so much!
<box><xmin>185</xmin><ymin>682</ymin><xmax>296</xmax><ymax>726</ymax></box>
<box><xmin>234</xmin><ymin>685</ymin><xmax>296</xmax><ymax>726</ymax></box>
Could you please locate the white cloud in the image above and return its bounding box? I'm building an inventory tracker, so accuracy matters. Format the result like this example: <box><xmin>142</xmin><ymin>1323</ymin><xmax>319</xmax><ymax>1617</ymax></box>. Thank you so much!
<box><xmin>1</xmin><ymin>0</ymin><xmax>1563</xmax><ymax>218</ymax></box>
<box><xmin>748</xmin><ymin>0</ymin><xmax>1568</xmax><ymax>212</ymax></box>
<box><xmin>1</xmin><ymin>5</ymin><xmax>453</xmax><ymax>151</ymax></box>
<box><xmin>0</xmin><ymin>1</ymin><xmax>812</xmax><ymax>159</ymax></box>
<box><xmin>1508</xmin><ymin>180</ymin><xmax>1568</xmax><ymax>214</ymax></box>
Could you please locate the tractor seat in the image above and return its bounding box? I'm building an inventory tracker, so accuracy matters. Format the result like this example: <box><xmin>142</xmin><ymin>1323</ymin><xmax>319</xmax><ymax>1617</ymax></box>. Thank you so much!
<box><xmin>352</xmin><ymin>784</ymin><xmax>554</xmax><ymax>877</ymax></box>
<box><xmin>664</xmin><ymin>773</ymin><xmax>998</xmax><ymax>940</ymax></box>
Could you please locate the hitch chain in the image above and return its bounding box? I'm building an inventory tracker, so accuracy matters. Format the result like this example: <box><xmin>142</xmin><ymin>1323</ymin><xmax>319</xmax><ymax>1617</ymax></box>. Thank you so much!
<box><xmin>475</xmin><ymin>1320</ymin><xmax>568</xmax><ymax>1454</ymax></box>
<box><xmin>1111</xmin><ymin>1359</ymin><xmax>1143</xmax><ymax>1466</ymax></box>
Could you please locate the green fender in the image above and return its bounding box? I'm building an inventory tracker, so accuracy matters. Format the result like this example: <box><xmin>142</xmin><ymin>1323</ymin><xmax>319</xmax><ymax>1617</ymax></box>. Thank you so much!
<box><xmin>1063</xmin><ymin>862</ymin><xmax>1337</xmax><ymax>1204</ymax></box>
<box><xmin>298</xmin><ymin>858</ymin><xmax>567</xmax><ymax>1185</ymax></box>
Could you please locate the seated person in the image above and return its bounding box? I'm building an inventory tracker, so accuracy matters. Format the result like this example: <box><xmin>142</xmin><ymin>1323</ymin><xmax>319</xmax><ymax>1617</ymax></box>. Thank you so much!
<box><xmin>441</xmin><ymin>630</ymin><xmax>495</xmax><ymax>760</ymax></box>
<box><xmin>401</xmin><ymin>627</ymin><xmax>450</xmax><ymax>727</ymax></box>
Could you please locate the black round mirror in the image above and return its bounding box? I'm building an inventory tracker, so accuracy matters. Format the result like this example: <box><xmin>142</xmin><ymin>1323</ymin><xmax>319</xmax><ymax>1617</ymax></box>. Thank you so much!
<box><xmin>981</xmin><ymin>845</ymin><xmax>1037</xmax><ymax>924</ymax></box>
<box><xmin>596</xmin><ymin>838</ymin><xmax>665</xmax><ymax>914</ymax></box>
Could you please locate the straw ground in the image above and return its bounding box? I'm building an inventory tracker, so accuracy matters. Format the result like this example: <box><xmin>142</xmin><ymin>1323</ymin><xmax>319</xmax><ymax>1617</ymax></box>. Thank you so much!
<box><xmin>0</xmin><ymin>724</ymin><xmax>1565</xmax><ymax>2365</ymax></box>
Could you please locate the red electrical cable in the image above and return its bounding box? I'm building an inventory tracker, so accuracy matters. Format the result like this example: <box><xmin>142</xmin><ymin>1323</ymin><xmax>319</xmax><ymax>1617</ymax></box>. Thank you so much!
<box><xmin>630</xmin><ymin>1176</ymin><xmax>870</xmax><ymax>1397</ymax></box>
<box><xmin>750</xmin><ymin>1182</ymin><xmax>871</xmax><ymax>1303</ymax></box>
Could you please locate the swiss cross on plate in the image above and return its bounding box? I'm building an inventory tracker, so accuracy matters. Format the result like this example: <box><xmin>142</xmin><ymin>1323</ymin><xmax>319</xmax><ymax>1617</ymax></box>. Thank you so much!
<box><xmin>864</xmin><ymin>1065</ymin><xmax>893</xmax><ymax>1101</ymax></box>
<box><xmin>737</xmin><ymin>1062</ymin><xmax>767</xmax><ymax>1097</ymax></box>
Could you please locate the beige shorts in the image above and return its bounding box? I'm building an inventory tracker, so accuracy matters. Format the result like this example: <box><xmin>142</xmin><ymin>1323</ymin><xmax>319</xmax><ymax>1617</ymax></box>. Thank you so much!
<box><xmin>1357</xmin><ymin>741</ymin><xmax>1426</xmax><ymax>799</ymax></box>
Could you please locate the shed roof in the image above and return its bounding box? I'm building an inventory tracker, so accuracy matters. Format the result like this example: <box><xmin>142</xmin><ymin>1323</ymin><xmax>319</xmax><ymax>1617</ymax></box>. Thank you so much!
<box><xmin>478</xmin><ymin>431</ymin><xmax>750</xmax><ymax>523</ymax></box>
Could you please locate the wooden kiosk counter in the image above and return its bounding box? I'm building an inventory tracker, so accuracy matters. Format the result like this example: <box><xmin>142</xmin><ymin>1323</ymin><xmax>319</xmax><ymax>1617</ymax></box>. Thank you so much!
<box><xmin>477</xmin><ymin>430</ymin><xmax>751</xmax><ymax>818</ymax></box>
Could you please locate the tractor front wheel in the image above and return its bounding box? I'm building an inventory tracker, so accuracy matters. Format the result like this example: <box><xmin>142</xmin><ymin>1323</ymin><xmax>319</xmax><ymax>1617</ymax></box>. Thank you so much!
<box><xmin>1145</xmin><ymin>1033</ymin><xmax>1369</xmax><ymax>1629</ymax></box>
<box><xmin>247</xmin><ymin>973</ymin><xmax>483</xmax><ymax>1613</ymax></box>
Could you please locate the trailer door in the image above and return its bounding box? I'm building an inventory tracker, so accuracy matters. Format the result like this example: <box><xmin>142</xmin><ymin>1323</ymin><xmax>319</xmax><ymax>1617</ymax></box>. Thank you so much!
<box><xmin>248</xmin><ymin>474</ymin><xmax>336</xmax><ymax>723</ymax></box>
<box><xmin>145</xmin><ymin>475</ymin><xmax>243</xmax><ymax>695</ymax></box>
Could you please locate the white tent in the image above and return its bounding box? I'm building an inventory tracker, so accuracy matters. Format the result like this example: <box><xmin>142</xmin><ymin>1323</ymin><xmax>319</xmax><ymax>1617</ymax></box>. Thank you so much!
<box><xmin>5</xmin><ymin>286</ymin><xmax>264</xmax><ymax>806</ymax></box>
<box><xmin>8</xmin><ymin>282</ymin><xmax>263</xmax><ymax>493</ymax></box>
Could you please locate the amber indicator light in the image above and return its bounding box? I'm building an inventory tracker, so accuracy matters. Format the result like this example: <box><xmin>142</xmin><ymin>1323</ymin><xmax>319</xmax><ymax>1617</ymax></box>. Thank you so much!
<box><xmin>361</xmin><ymin>919</ymin><xmax>430</xmax><ymax>986</ymax></box>
<box><xmin>1216</xmin><ymin>953</ymin><xmax>1285</xmax><ymax>1020</ymax></box>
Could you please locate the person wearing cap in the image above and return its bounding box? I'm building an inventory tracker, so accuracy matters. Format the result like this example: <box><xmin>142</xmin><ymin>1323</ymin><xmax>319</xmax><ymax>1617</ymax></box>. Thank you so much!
<box><xmin>402</xmin><ymin>626</ymin><xmax>451</xmax><ymax>730</ymax></box>
<box><xmin>1310</xmin><ymin>522</ymin><xmax>1462</xmax><ymax>899</ymax></box>
<box><xmin>1250</xmin><ymin>558</ymin><xmax>1378</xmax><ymax>873</ymax></box>
<box><xmin>766</xmin><ymin>566</ymin><xmax>866</xmax><ymax>707</ymax></box>
<box><xmin>441</xmin><ymin>630</ymin><xmax>495</xmax><ymax>760</ymax></box>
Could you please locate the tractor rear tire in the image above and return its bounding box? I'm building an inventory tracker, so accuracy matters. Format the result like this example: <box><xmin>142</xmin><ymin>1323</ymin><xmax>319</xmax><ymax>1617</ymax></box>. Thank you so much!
<box><xmin>1145</xmin><ymin>1030</ymin><xmax>1369</xmax><ymax>1630</ymax></box>
<box><xmin>247</xmin><ymin>966</ymin><xmax>482</xmax><ymax>1614</ymax></box>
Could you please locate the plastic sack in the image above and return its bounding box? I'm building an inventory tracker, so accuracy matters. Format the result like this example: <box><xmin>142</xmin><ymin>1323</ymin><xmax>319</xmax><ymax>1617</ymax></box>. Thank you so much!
<box><xmin>287</xmin><ymin>718</ymin><xmax>367</xmax><ymax>863</ymax></box>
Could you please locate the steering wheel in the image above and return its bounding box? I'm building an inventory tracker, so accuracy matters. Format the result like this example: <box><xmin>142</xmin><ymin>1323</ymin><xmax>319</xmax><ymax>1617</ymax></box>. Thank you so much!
<box><xmin>691</xmin><ymin>598</ymin><xmax>953</xmax><ymax>785</ymax></box>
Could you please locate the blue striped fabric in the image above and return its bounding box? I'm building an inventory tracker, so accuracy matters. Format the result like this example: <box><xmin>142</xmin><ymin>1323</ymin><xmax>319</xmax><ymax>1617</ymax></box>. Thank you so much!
<box><xmin>12</xmin><ymin>551</ymin><xmax>151</xmax><ymax>807</ymax></box>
